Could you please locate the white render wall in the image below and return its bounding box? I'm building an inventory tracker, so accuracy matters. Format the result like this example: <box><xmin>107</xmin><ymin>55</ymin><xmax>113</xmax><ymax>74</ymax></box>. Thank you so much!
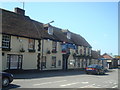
<box><xmin>41</xmin><ymin>40</ymin><xmax>63</xmax><ymax>70</ymax></box>
<box><xmin>2</xmin><ymin>35</ymin><xmax>92</xmax><ymax>71</ymax></box>
<box><xmin>2</xmin><ymin>36</ymin><xmax>38</xmax><ymax>70</ymax></box>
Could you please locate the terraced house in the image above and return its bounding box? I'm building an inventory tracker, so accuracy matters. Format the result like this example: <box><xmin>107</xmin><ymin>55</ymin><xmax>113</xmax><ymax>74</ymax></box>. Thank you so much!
<box><xmin>0</xmin><ymin>7</ymin><xmax>92</xmax><ymax>71</ymax></box>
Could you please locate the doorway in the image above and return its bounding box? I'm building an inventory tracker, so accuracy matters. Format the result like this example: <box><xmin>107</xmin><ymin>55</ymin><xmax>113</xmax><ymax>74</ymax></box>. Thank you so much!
<box><xmin>7</xmin><ymin>54</ymin><xmax>23</xmax><ymax>70</ymax></box>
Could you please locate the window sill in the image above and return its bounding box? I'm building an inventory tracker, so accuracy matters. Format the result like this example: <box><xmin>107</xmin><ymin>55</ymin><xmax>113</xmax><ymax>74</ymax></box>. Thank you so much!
<box><xmin>52</xmin><ymin>50</ymin><xmax>57</xmax><ymax>53</ymax></box>
<box><xmin>2</xmin><ymin>48</ymin><xmax>11</xmax><ymax>51</ymax></box>
<box><xmin>28</xmin><ymin>49</ymin><xmax>36</xmax><ymax>52</ymax></box>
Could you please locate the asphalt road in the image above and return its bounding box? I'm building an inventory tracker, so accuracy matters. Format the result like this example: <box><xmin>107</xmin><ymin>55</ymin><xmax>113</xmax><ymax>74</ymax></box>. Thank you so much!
<box><xmin>2</xmin><ymin>69</ymin><xmax>119</xmax><ymax>89</ymax></box>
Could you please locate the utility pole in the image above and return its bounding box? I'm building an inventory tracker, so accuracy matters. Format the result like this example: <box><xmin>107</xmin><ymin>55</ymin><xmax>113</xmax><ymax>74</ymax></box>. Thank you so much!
<box><xmin>21</xmin><ymin>2</ymin><xmax>25</xmax><ymax>10</ymax></box>
<box><xmin>23</xmin><ymin>2</ymin><xmax>24</xmax><ymax>10</ymax></box>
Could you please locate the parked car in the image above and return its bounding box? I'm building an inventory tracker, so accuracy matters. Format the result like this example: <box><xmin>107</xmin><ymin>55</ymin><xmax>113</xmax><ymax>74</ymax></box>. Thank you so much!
<box><xmin>85</xmin><ymin>64</ymin><xmax>105</xmax><ymax>75</ymax></box>
<box><xmin>0</xmin><ymin>72</ymin><xmax>13</xmax><ymax>87</ymax></box>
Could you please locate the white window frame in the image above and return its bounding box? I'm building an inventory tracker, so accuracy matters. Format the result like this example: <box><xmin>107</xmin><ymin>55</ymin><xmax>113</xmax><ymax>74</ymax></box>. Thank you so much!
<box><xmin>51</xmin><ymin>56</ymin><xmax>56</xmax><ymax>67</ymax></box>
<box><xmin>28</xmin><ymin>39</ymin><xmax>35</xmax><ymax>50</ymax></box>
<box><xmin>2</xmin><ymin>35</ymin><xmax>10</xmax><ymax>48</ymax></box>
<box><xmin>48</xmin><ymin>27</ymin><xmax>53</xmax><ymax>35</ymax></box>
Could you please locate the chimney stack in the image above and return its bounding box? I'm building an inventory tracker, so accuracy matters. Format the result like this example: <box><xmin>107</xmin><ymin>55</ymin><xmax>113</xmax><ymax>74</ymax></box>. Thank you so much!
<box><xmin>14</xmin><ymin>7</ymin><xmax>25</xmax><ymax>15</ymax></box>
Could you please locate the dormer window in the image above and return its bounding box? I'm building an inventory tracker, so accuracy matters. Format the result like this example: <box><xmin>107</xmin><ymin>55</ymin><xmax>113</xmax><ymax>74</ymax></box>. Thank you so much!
<box><xmin>67</xmin><ymin>32</ymin><xmax>71</xmax><ymax>39</ymax></box>
<box><xmin>48</xmin><ymin>27</ymin><xmax>53</xmax><ymax>35</ymax></box>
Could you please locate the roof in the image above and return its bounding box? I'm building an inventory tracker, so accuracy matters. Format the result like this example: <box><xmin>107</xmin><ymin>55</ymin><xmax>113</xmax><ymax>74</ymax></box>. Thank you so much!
<box><xmin>62</xmin><ymin>30</ymin><xmax>92</xmax><ymax>47</ymax></box>
<box><xmin>43</xmin><ymin>24</ymin><xmax>73</xmax><ymax>43</ymax></box>
<box><xmin>1</xmin><ymin>7</ymin><xmax>92</xmax><ymax>48</ymax></box>
<box><xmin>91</xmin><ymin>50</ymin><xmax>101</xmax><ymax>59</ymax></box>
<box><xmin>102</xmin><ymin>53</ymin><xmax>113</xmax><ymax>59</ymax></box>
<box><xmin>1</xmin><ymin>8</ymin><xmax>55</xmax><ymax>40</ymax></box>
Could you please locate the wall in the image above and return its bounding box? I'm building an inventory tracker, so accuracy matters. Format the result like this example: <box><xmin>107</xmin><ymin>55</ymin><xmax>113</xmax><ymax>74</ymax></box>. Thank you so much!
<box><xmin>0</xmin><ymin>34</ymin><xmax>2</xmax><ymax>72</ymax></box>
<box><xmin>41</xmin><ymin>40</ymin><xmax>63</xmax><ymax>70</ymax></box>
<box><xmin>67</xmin><ymin>45</ymin><xmax>92</xmax><ymax>69</ymax></box>
<box><xmin>2</xmin><ymin>36</ymin><xmax>38</xmax><ymax>70</ymax></box>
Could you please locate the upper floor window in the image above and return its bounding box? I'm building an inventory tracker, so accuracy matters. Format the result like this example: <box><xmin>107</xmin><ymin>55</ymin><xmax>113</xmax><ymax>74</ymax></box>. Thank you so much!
<box><xmin>75</xmin><ymin>46</ymin><xmax>78</xmax><ymax>54</ymax></box>
<box><xmin>88</xmin><ymin>48</ymin><xmax>90</xmax><ymax>55</ymax></box>
<box><xmin>80</xmin><ymin>49</ymin><xmax>82</xmax><ymax>55</ymax></box>
<box><xmin>48</xmin><ymin>27</ymin><xmax>53</xmax><ymax>35</ymax></box>
<box><xmin>52</xmin><ymin>41</ymin><xmax>57</xmax><ymax>53</ymax></box>
<box><xmin>84</xmin><ymin>47</ymin><xmax>86</xmax><ymax>55</ymax></box>
<box><xmin>28</xmin><ymin>39</ymin><xmax>35</xmax><ymax>50</ymax></box>
<box><xmin>2</xmin><ymin>35</ymin><xmax>11</xmax><ymax>49</ymax></box>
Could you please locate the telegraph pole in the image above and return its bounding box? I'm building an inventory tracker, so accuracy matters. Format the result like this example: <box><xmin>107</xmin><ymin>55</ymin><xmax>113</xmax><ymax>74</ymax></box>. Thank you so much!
<box><xmin>22</xmin><ymin>2</ymin><xmax>24</xmax><ymax>10</ymax></box>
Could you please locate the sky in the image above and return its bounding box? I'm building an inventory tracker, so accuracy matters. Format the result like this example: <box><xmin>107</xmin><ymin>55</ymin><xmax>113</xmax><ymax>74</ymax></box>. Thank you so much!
<box><xmin>0</xmin><ymin>2</ymin><xmax>118</xmax><ymax>55</ymax></box>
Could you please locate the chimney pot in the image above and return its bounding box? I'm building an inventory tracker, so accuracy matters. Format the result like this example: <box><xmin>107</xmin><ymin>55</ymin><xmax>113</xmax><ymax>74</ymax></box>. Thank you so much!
<box><xmin>14</xmin><ymin>7</ymin><xmax>25</xmax><ymax>15</ymax></box>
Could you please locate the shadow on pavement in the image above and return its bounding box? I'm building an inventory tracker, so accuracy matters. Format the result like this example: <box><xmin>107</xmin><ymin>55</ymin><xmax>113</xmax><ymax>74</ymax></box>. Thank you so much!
<box><xmin>2</xmin><ymin>84</ymin><xmax>20</xmax><ymax>90</ymax></box>
<box><xmin>12</xmin><ymin>70</ymin><xmax>86</xmax><ymax>79</ymax></box>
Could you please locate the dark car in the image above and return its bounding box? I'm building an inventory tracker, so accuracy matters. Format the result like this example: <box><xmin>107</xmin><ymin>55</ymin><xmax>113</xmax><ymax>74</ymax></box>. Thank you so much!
<box><xmin>85</xmin><ymin>64</ymin><xmax>105</xmax><ymax>75</ymax></box>
<box><xmin>0</xmin><ymin>72</ymin><xmax>13</xmax><ymax>87</ymax></box>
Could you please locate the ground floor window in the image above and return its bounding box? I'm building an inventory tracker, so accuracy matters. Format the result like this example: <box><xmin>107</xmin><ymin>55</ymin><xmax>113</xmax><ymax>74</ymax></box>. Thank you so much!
<box><xmin>42</xmin><ymin>56</ymin><xmax>46</xmax><ymax>69</ymax></box>
<box><xmin>51</xmin><ymin>56</ymin><xmax>56</xmax><ymax>67</ymax></box>
<box><xmin>69</xmin><ymin>60</ymin><xmax>75</xmax><ymax>67</ymax></box>
<box><xmin>58</xmin><ymin>60</ymin><xmax>61</xmax><ymax>66</ymax></box>
<box><xmin>7</xmin><ymin>54</ymin><xmax>23</xmax><ymax>69</ymax></box>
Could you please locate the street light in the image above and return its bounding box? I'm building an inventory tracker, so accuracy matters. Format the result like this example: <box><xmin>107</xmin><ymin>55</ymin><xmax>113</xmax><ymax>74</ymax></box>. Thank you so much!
<box><xmin>47</xmin><ymin>20</ymin><xmax>54</xmax><ymax>24</ymax></box>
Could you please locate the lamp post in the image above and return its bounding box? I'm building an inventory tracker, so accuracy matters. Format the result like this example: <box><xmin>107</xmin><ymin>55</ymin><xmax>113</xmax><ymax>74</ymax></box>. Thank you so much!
<box><xmin>41</xmin><ymin>21</ymin><xmax>54</xmax><ymax>70</ymax></box>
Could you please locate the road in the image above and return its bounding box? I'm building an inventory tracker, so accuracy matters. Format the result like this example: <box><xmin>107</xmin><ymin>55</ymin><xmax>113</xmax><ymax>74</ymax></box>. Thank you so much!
<box><xmin>3</xmin><ymin>69</ymin><xmax>119</xmax><ymax>89</ymax></box>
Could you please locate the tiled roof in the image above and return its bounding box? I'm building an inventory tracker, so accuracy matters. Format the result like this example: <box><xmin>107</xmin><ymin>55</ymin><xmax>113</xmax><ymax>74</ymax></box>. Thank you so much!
<box><xmin>1</xmin><ymin>7</ymin><xmax>92</xmax><ymax>48</ymax></box>
<box><xmin>91</xmin><ymin>50</ymin><xmax>101</xmax><ymax>59</ymax></box>
<box><xmin>1</xmin><ymin>8</ymin><xmax>55</xmax><ymax>40</ymax></box>
<box><xmin>102</xmin><ymin>53</ymin><xmax>113</xmax><ymax>59</ymax></box>
<box><xmin>44</xmin><ymin>24</ymin><xmax>73</xmax><ymax>43</ymax></box>
<box><xmin>62</xmin><ymin>30</ymin><xmax>92</xmax><ymax>47</ymax></box>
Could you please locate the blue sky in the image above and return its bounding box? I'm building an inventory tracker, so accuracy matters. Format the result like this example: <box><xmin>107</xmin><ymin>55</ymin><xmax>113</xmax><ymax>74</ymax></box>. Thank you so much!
<box><xmin>1</xmin><ymin>2</ymin><xmax>118</xmax><ymax>55</ymax></box>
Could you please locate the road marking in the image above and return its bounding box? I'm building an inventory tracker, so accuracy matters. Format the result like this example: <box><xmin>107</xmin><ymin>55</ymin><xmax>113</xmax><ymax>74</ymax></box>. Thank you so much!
<box><xmin>81</xmin><ymin>82</ymin><xmax>89</xmax><ymax>84</ymax></box>
<box><xmin>92</xmin><ymin>84</ymin><xmax>95</xmax><ymax>85</ymax></box>
<box><xmin>80</xmin><ymin>85</ymin><xmax>99</xmax><ymax>88</ymax></box>
<box><xmin>33</xmin><ymin>80</ymin><xmax>67</xmax><ymax>86</ymax></box>
<box><xmin>112</xmin><ymin>85</ymin><xmax>118</xmax><ymax>88</ymax></box>
<box><xmin>97</xmin><ymin>85</ymin><xmax>101</xmax><ymax>87</ymax></box>
<box><xmin>60</xmin><ymin>82</ymin><xmax>79</xmax><ymax>87</ymax></box>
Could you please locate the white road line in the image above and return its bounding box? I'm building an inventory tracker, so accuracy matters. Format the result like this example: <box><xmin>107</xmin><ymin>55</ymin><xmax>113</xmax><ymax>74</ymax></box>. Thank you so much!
<box><xmin>60</xmin><ymin>82</ymin><xmax>79</xmax><ymax>87</ymax></box>
<box><xmin>92</xmin><ymin>84</ymin><xmax>95</xmax><ymax>85</ymax></box>
<box><xmin>112</xmin><ymin>85</ymin><xmax>118</xmax><ymax>88</ymax></box>
<box><xmin>33</xmin><ymin>80</ymin><xmax>67</xmax><ymax>86</ymax></box>
<box><xmin>79</xmin><ymin>84</ymin><xmax>100</xmax><ymax>88</ymax></box>
<box><xmin>97</xmin><ymin>85</ymin><xmax>101</xmax><ymax>87</ymax></box>
<box><xmin>81</xmin><ymin>82</ymin><xmax>89</xmax><ymax>84</ymax></box>
<box><xmin>80</xmin><ymin>85</ymin><xmax>99</xmax><ymax>88</ymax></box>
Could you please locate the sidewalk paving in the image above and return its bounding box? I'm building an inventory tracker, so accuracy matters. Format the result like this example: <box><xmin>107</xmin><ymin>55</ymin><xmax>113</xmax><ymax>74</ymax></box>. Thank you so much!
<box><xmin>12</xmin><ymin>69</ymin><xmax>85</xmax><ymax>79</ymax></box>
